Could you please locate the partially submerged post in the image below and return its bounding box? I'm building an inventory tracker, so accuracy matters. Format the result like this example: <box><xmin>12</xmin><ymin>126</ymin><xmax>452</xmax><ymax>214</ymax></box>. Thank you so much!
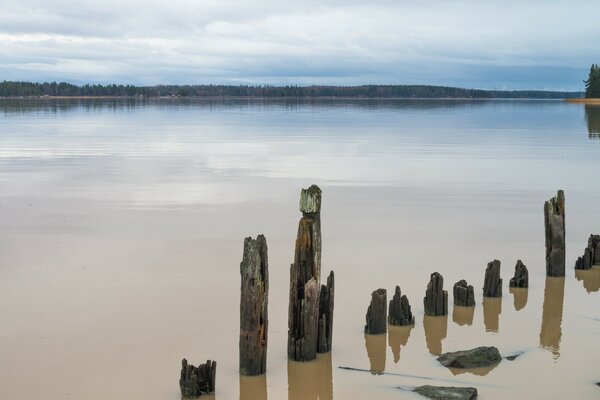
<box><xmin>424</xmin><ymin>272</ymin><xmax>448</xmax><ymax>316</ymax></box>
<box><xmin>288</xmin><ymin>185</ymin><xmax>327</xmax><ymax>361</ymax></box>
<box><xmin>575</xmin><ymin>234</ymin><xmax>600</xmax><ymax>270</ymax></box>
<box><xmin>453</xmin><ymin>280</ymin><xmax>475</xmax><ymax>307</ymax></box>
<box><xmin>180</xmin><ymin>359</ymin><xmax>216</xmax><ymax>398</ymax></box>
<box><xmin>509</xmin><ymin>260</ymin><xmax>529</xmax><ymax>288</ymax></box>
<box><xmin>483</xmin><ymin>260</ymin><xmax>502</xmax><ymax>297</ymax></box>
<box><xmin>388</xmin><ymin>285</ymin><xmax>415</xmax><ymax>326</ymax></box>
<box><xmin>318</xmin><ymin>271</ymin><xmax>335</xmax><ymax>353</ymax></box>
<box><xmin>365</xmin><ymin>288</ymin><xmax>387</xmax><ymax>334</ymax></box>
<box><xmin>239</xmin><ymin>235</ymin><xmax>269</xmax><ymax>376</ymax></box>
<box><xmin>544</xmin><ymin>190</ymin><xmax>566</xmax><ymax>277</ymax></box>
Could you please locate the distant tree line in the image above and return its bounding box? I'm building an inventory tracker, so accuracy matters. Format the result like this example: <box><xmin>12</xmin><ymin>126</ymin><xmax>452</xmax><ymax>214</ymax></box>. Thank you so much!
<box><xmin>0</xmin><ymin>80</ymin><xmax>583</xmax><ymax>99</ymax></box>
<box><xmin>584</xmin><ymin>64</ymin><xmax>600</xmax><ymax>98</ymax></box>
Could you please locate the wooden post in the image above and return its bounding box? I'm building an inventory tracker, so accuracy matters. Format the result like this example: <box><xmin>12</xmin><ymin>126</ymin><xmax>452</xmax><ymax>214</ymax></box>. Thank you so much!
<box><xmin>453</xmin><ymin>280</ymin><xmax>475</xmax><ymax>306</ymax></box>
<box><xmin>300</xmin><ymin>184</ymin><xmax>322</xmax><ymax>282</ymax></box>
<box><xmin>575</xmin><ymin>234</ymin><xmax>600</xmax><ymax>270</ymax></box>
<box><xmin>179</xmin><ymin>358</ymin><xmax>216</xmax><ymax>397</ymax></box>
<box><xmin>388</xmin><ymin>285</ymin><xmax>415</xmax><ymax>326</ymax></box>
<box><xmin>544</xmin><ymin>190</ymin><xmax>565</xmax><ymax>277</ymax></box>
<box><xmin>483</xmin><ymin>259</ymin><xmax>502</xmax><ymax>297</ymax></box>
<box><xmin>318</xmin><ymin>271</ymin><xmax>335</xmax><ymax>353</ymax></box>
<box><xmin>239</xmin><ymin>235</ymin><xmax>269</xmax><ymax>376</ymax></box>
<box><xmin>509</xmin><ymin>260</ymin><xmax>529</xmax><ymax>288</ymax></box>
<box><xmin>424</xmin><ymin>272</ymin><xmax>448</xmax><ymax>316</ymax></box>
<box><xmin>365</xmin><ymin>288</ymin><xmax>387</xmax><ymax>334</ymax></box>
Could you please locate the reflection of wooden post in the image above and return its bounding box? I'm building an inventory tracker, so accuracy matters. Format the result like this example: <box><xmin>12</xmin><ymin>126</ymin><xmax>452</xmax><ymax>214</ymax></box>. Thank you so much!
<box><xmin>240</xmin><ymin>235</ymin><xmax>269</xmax><ymax>375</ymax></box>
<box><xmin>388</xmin><ymin>325</ymin><xmax>413</xmax><ymax>363</ymax></box>
<box><xmin>544</xmin><ymin>191</ymin><xmax>565</xmax><ymax>277</ymax></box>
<box><xmin>364</xmin><ymin>333</ymin><xmax>386</xmax><ymax>374</ymax></box>
<box><xmin>509</xmin><ymin>287</ymin><xmax>528</xmax><ymax>311</ymax></box>
<box><xmin>423</xmin><ymin>316</ymin><xmax>447</xmax><ymax>355</ymax></box>
<box><xmin>318</xmin><ymin>271</ymin><xmax>335</xmax><ymax>353</ymax></box>
<box><xmin>365</xmin><ymin>289</ymin><xmax>387</xmax><ymax>334</ymax></box>
<box><xmin>424</xmin><ymin>272</ymin><xmax>448</xmax><ymax>316</ymax></box>
<box><xmin>540</xmin><ymin>277</ymin><xmax>565</xmax><ymax>358</ymax></box>
<box><xmin>509</xmin><ymin>260</ymin><xmax>528</xmax><ymax>288</ymax></box>
<box><xmin>452</xmin><ymin>306</ymin><xmax>475</xmax><ymax>326</ymax></box>
<box><xmin>287</xmin><ymin>354</ymin><xmax>333</xmax><ymax>400</ymax></box>
<box><xmin>482</xmin><ymin>297</ymin><xmax>502</xmax><ymax>332</ymax></box>
<box><xmin>180</xmin><ymin>359</ymin><xmax>217</xmax><ymax>397</ymax></box>
<box><xmin>483</xmin><ymin>260</ymin><xmax>502</xmax><ymax>297</ymax></box>
<box><xmin>239</xmin><ymin>375</ymin><xmax>267</xmax><ymax>400</ymax></box>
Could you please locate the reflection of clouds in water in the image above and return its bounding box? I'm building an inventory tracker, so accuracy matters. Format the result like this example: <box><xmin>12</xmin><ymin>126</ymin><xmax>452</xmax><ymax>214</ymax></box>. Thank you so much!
<box><xmin>539</xmin><ymin>277</ymin><xmax>565</xmax><ymax>358</ymax></box>
<box><xmin>388</xmin><ymin>325</ymin><xmax>413</xmax><ymax>363</ymax></box>
<box><xmin>575</xmin><ymin>268</ymin><xmax>600</xmax><ymax>293</ymax></box>
<box><xmin>483</xmin><ymin>297</ymin><xmax>502</xmax><ymax>333</ymax></box>
<box><xmin>423</xmin><ymin>315</ymin><xmax>448</xmax><ymax>356</ymax></box>
<box><xmin>452</xmin><ymin>305</ymin><xmax>475</xmax><ymax>326</ymax></box>
<box><xmin>509</xmin><ymin>287</ymin><xmax>528</xmax><ymax>311</ymax></box>
<box><xmin>287</xmin><ymin>353</ymin><xmax>333</xmax><ymax>400</ymax></box>
<box><xmin>364</xmin><ymin>333</ymin><xmax>386</xmax><ymax>374</ymax></box>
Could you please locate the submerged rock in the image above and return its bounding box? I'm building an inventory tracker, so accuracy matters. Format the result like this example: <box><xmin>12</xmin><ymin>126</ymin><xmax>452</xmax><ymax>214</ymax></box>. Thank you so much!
<box><xmin>509</xmin><ymin>260</ymin><xmax>529</xmax><ymax>288</ymax></box>
<box><xmin>437</xmin><ymin>346</ymin><xmax>502</xmax><ymax>369</ymax></box>
<box><xmin>453</xmin><ymin>280</ymin><xmax>475</xmax><ymax>306</ymax></box>
<box><xmin>388</xmin><ymin>285</ymin><xmax>415</xmax><ymax>326</ymax></box>
<box><xmin>413</xmin><ymin>385</ymin><xmax>478</xmax><ymax>400</ymax></box>
<box><xmin>575</xmin><ymin>234</ymin><xmax>600</xmax><ymax>270</ymax></box>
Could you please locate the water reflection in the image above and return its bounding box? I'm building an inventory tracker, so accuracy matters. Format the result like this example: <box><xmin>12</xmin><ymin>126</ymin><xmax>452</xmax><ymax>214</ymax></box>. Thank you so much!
<box><xmin>509</xmin><ymin>288</ymin><xmax>528</xmax><ymax>311</ymax></box>
<box><xmin>423</xmin><ymin>316</ymin><xmax>448</xmax><ymax>356</ymax></box>
<box><xmin>585</xmin><ymin>105</ymin><xmax>600</xmax><ymax>138</ymax></box>
<box><xmin>575</xmin><ymin>268</ymin><xmax>600</xmax><ymax>293</ymax></box>
<box><xmin>452</xmin><ymin>306</ymin><xmax>475</xmax><ymax>326</ymax></box>
<box><xmin>483</xmin><ymin>297</ymin><xmax>502</xmax><ymax>333</ymax></box>
<box><xmin>448</xmin><ymin>365</ymin><xmax>498</xmax><ymax>376</ymax></box>
<box><xmin>287</xmin><ymin>353</ymin><xmax>333</xmax><ymax>400</ymax></box>
<box><xmin>240</xmin><ymin>375</ymin><xmax>267</xmax><ymax>400</ymax></box>
<box><xmin>539</xmin><ymin>277</ymin><xmax>565</xmax><ymax>358</ymax></box>
<box><xmin>364</xmin><ymin>334</ymin><xmax>386</xmax><ymax>374</ymax></box>
<box><xmin>388</xmin><ymin>325</ymin><xmax>413</xmax><ymax>363</ymax></box>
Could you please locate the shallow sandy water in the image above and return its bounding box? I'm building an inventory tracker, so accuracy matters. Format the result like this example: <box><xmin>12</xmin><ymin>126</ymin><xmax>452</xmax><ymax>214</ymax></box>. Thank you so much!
<box><xmin>0</xmin><ymin>99</ymin><xmax>599</xmax><ymax>399</ymax></box>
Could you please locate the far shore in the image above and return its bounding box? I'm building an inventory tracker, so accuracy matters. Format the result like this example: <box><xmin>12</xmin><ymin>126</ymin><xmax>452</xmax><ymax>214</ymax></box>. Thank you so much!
<box><xmin>565</xmin><ymin>98</ymin><xmax>600</xmax><ymax>104</ymax></box>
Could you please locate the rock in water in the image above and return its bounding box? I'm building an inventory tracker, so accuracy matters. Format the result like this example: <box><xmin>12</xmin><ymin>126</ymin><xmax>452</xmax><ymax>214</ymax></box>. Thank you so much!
<box><xmin>544</xmin><ymin>190</ymin><xmax>566</xmax><ymax>277</ymax></box>
<box><xmin>483</xmin><ymin>260</ymin><xmax>502</xmax><ymax>297</ymax></box>
<box><xmin>413</xmin><ymin>385</ymin><xmax>478</xmax><ymax>400</ymax></box>
<box><xmin>317</xmin><ymin>271</ymin><xmax>335</xmax><ymax>353</ymax></box>
<box><xmin>365</xmin><ymin>288</ymin><xmax>387</xmax><ymax>334</ymax></box>
<box><xmin>180</xmin><ymin>359</ymin><xmax>216</xmax><ymax>397</ymax></box>
<box><xmin>575</xmin><ymin>234</ymin><xmax>600</xmax><ymax>270</ymax></box>
<box><xmin>437</xmin><ymin>346</ymin><xmax>502</xmax><ymax>369</ymax></box>
<box><xmin>424</xmin><ymin>272</ymin><xmax>448</xmax><ymax>316</ymax></box>
<box><xmin>453</xmin><ymin>280</ymin><xmax>475</xmax><ymax>306</ymax></box>
<box><xmin>239</xmin><ymin>235</ymin><xmax>269</xmax><ymax>376</ymax></box>
<box><xmin>509</xmin><ymin>260</ymin><xmax>529</xmax><ymax>288</ymax></box>
<box><xmin>388</xmin><ymin>285</ymin><xmax>415</xmax><ymax>326</ymax></box>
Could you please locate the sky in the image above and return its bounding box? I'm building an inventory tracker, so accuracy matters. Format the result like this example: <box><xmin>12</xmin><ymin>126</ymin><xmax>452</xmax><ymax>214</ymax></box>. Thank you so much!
<box><xmin>0</xmin><ymin>0</ymin><xmax>598</xmax><ymax>90</ymax></box>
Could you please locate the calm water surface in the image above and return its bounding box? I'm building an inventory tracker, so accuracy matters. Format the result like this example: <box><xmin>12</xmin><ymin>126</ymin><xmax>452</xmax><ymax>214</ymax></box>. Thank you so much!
<box><xmin>0</xmin><ymin>99</ymin><xmax>599</xmax><ymax>399</ymax></box>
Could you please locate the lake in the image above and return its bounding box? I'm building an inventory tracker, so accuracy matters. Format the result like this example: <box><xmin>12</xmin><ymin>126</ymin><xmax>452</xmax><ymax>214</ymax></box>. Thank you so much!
<box><xmin>0</xmin><ymin>99</ymin><xmax>599</xmax><ymax>399</ymax></box>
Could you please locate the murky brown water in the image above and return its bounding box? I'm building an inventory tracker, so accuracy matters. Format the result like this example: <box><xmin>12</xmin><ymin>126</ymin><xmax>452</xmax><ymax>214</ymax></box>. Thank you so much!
<box><xmin>0</xmin><ymin>99</ymin><xmax>599</xmax><ymax>399</ymax></box>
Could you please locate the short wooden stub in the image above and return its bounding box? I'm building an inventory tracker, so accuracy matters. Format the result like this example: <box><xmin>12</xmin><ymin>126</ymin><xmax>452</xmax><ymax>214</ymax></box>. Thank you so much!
<box><xmin>575</xmin><ymin>234</ymin><xmax>600</xmax><ymax>270</ymax></box>
<box><xmin>509</xmin><ymin>260</ymin><xmax>529</xmax><ymax>288</ymax></box>
<box><xmin>239</xmin><ymin>235</ymin><xmax>269</xmax><ymax>376</ymax></box>
<box><xmin>318</xmin><ymin>271</ymin><xmax>335</xmax><ymax>353</ymax></box>
<box><xmin>453</xmin><ymin>280</ymin><xmax>475</xmax><ymax>306</ymax></box>
<box><xmin>388</xmin><ymin>285</ymin><xmax>415</xmax><ymax>326</ymax></box>
<box><xmin>483</xmin><ymin>259</ymin><xmax>502</xmax><ymax>297</ymax></box>
<box><xmin>365</xmin><ymin>288</ymin><xmax>387</xmax><ymax>334</ymax></box>
<box><xmin>544</xmin><ymin>190</ymin><xmax>565</xmax><ymax>277</ymax></box>
<box><xmin>179</xmin><ymin>358</ymin><xmax>216</xmax><ymax>397</ymax></box>
<box><xmin>424</xmin><ymin>272</ymin><xmax>448</xmax><ymax>316</ymax></box>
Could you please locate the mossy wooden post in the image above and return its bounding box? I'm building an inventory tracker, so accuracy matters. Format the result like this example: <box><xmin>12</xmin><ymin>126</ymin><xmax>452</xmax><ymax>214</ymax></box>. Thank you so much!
<box><xmin>388</xmin><ymin>285</ymin><xmax>415</xmax><ymax>326</ymax></box>
<box><xmin>483</xmin><ymin>260</ymin><xmax>502</xmax><ymax>297</ymax></box>
<box><xmin>424</xmin><ymin>272</ymin><xmax>448</xmax><ymax>316</ymax></box>
<box><xmin>365</xmin><ymin>288</ymin><xmax>387</xmax><ymax>334</ymax></box>
<box><xmin>317</xmin><ymin>271</ymin><xmax>335</xmax><ymax>353</ymax></box>
<box><xmin>544</xmin><ymin>190</ymin><xmax>565</xmax><ymax>277</ymax></box>
<box><xmin>180</xmin><ymin>358</ymin><xmax>217</xmax><ymax>397</ymax></box>
<box><xmin>239</xmin><ymin>235</ymin><xmax>268</xmax><ymax>375</ymax></box>
<box><xmin>288</xmin><ymin>185</ymin><xmax>324</xmax><ymax>361</ymax></box>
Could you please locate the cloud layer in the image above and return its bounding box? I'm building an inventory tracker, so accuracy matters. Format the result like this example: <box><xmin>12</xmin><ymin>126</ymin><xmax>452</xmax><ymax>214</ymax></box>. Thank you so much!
<box><xmin>0</xmin><ymin>0</ymin><xmax>598</xmax><ymax>89</ymax></box>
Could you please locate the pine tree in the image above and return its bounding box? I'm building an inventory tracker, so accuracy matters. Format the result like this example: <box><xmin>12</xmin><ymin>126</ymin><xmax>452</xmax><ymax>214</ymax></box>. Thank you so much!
<box><xmin>584</xmin><ymin>64</ymin><xmax>600</xmax><ymax>98</ymax></box>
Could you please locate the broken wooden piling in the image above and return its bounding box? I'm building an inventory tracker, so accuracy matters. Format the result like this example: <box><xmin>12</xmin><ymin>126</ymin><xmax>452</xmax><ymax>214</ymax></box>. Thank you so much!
<box><xmin>509</xmin><ymin>260</ymin><xmax>528</xmax><ymax>288</ymax></box>
<box><xmin>544</xmin><ymin>190</ymin><xmax>566</xmax><ymax>277</ymax></box>
<box><xmin>575</xmin><ymin>234</ymin><xmax>600</xmax><ymax>270</ymax></box>
<box><xmin>365</xmin><ymin>288</ymin><xmax>387</xmax><ymax>334</ymax></box>
<box><xmin>453</xmin><ymin>280</ymin><xmax>475</xmax><ymax>307</ymax></box>
<box><xmin>318</xmin><ymin>271</ymin><xmax>335</xmax><ymax>353</ymax></box>
<box><xmin>179</xmin><ymin>358</ymin><xmax>216</xmax><ymax>398</ymax></box>
<box><xmin>388</xmin><ymin>285</ymin><xmax>415</xmax><ymax>326</ymax></box>
<box><xmin>483</xmin><ymin>260</ymin><xmax>502</xmax><ymax>297</ymax></box>
<box><xmin>424</xmin><ymin>272</ymin><xmax>448</xmax><ymax>316</ymax></box>
<box><xmin>239</xmin><ymin>235</ymin><xmax>269</xmax><ymax>376</ymax></box>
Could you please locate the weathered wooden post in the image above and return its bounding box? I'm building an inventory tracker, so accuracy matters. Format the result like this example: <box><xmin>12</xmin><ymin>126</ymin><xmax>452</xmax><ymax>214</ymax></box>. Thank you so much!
<box><xmin>575</xmin><ymin>234</ymin><xmax>600</xmax><ymax>270</ymax></box>
<box><xmin>179</xmin><ymin>359</ymin><xmax>216</xmax><ymax>397</ymax></box>
<box><xmin>453</xmin><ymin>280</ymin><xmax>475</xmax><ymax>306</ymax></box>
<box><xmin>365</xmin><ymin>288</ymin><xmax>387</xmax><ymax>334</ymax></box>
<box><xmin>318</xmin><ymin>271</ymin><xmax>335</xmax><ymax>353</ymax></box>
<box><xmin>483</xmin><ymin>259</ymin><xmax>502</xmax><ymax>297</ymax></box>
<box><xmin>424</xmin><ymin>272</ymin><xmax>448</xmax><ymax>316</ymax></box>
<box><xmin>300</xmin><ymin>184</ymin><xmax>322</xmax><ymax>280</ymax></box>
<box><xmin>509</xmin><ymin>260</ymin><xmax>529</xmax><ymax>288</ymax></box>
<box><xmin>544</xmin><ymin>190</ymin><xmax>565</xmax><ymax>277</ymax></box>
<box><xmin>388</xmin><ymin>285</ymin><xmax>415</xmax><ymax>326</ymax></box>
<box><xmin>239</xmin><ymin>235</ymin><xmax>269</xmax><ymax>376</ymax></box>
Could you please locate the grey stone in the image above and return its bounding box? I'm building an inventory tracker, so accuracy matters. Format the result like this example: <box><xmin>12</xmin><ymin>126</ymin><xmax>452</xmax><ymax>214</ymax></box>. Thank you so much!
<box><xmin>413</xmin><ymin>385</ymin><xmax>478</xmax><ymax>400</ymax></box>
<box><xmin>437</xmin><ymin>346</ymin><xmax>502</xmax><ymax>369</ymax></box>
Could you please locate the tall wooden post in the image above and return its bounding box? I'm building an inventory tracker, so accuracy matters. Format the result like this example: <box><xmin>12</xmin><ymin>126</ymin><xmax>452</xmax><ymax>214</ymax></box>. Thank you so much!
<box><xmin>544</xmin><ymin>190</ymin><xmax>565</xmax><ymax>277</ymax></box>
<box><xmin>365</xmin><ymin>288</ymin><xmax>387</xmax><ymax>334</ymax></box>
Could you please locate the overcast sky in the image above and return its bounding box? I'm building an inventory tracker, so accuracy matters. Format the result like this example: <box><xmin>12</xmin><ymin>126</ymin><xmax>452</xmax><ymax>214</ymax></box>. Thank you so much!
<box><xmin>0</xmin><ymin>0</ymin><xmax>598</xmax><ymax>90</ymax></box>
